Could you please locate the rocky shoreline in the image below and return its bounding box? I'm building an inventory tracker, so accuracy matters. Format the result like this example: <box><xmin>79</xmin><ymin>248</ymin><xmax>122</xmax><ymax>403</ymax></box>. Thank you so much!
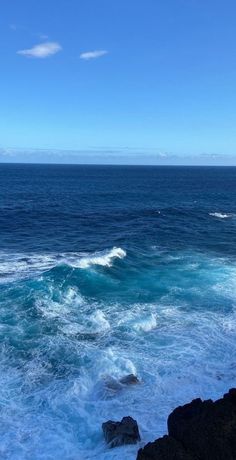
<box><xmin>102</xmin><ymin>387</ymin><xmax>236</xmax><ymax>459</ymax></box>
<box><xmin>138</xmin><ymin>388</ymin><xmax>236</xmax><ymax>460</ymax></box>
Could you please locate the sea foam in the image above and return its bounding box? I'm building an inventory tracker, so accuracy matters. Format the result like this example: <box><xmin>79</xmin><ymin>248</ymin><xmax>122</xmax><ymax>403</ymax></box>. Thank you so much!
<box><xmin>70</xmin><ymin>247</ymin><xmax>126</xmax><ymax>268</ymax></box>
<box><xmin>1</xmin><ymin>249</ymin><xmax>236</xmax><ymax>460</ymax></box>
<box><xmin>209</xmin><ymin>212</ymin><xmax>232</xmax><ymax>219</ymax></box>
<box><xmin>0</xmin><ymin>247</ymin><xmax>126</xmax><ymax>283</ymax></box>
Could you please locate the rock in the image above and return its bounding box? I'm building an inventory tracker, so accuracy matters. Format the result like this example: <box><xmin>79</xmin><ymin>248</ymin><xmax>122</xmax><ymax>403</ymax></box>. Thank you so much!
<box><xmin>168</xmin><ymin>389</ymin><xmax>236</xmax><ymax>460</ymax></box>
<box><xmin>137</xmin><ymin>388</ymin><xmax>236</xmax><ymax>460</ymax></box>
<box><xmin>94</xmin><ymin>377</ymin><xmax>123</xmax><ymax>400</ymax></box>
<box><xmin>97</xmin><ymin>374</ymin><xmax>140</xmax><ymax>399</ymax></box>
<box><xmin>103</xmin><ymin>376</ymin><xmax>123</xmax><ymax>392</ymax></box>
<box><xmin>120</xmin><ymin>374</ymin><xmax>140</xmax><ymax>385</ymax></box>
<box><xmin>137</xmin><ymin>435</ymin><xmax>194</xmax><ymax>460</ymax></box>
<box><xmin>102</xmin><ymin>416</ymin><xmax>141</xmax><ymax>448</ymax></box>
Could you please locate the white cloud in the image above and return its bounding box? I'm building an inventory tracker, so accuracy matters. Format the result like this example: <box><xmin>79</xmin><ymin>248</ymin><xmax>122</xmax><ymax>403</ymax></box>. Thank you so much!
<box><xmin>17</xmin><ymin>42</ymin><xmax>62</xmax><ymax>58</ymax></box>
<box><xmin>158</xmin><ymin>152</ymin><xmax>168</xmax><ymax>158</ymax></box>
<box><xmin>80</xmin><ymin>50</ymin><xmax>108</xmax><ymax>60</ymax></box>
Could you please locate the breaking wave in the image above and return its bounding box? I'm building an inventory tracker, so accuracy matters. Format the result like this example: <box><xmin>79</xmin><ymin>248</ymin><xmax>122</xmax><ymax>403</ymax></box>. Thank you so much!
<box><xmin>1</xmin><ymin>246</ymin><xmax>236</xmax><ymax>459</ymax></box>
<box><xmin>0</xmin><ymin>247</ymin><xmax>126</xmax><ymax>283</ymax></box>
<box><xmin>69</xmin><ymin>247</ymin><xmax>126</xmax><ymax>268</ymax></box>
<box><xmin>209</xmin><ymin>212</ymin><xmax>232</xmax><ymax>219</ymax></box>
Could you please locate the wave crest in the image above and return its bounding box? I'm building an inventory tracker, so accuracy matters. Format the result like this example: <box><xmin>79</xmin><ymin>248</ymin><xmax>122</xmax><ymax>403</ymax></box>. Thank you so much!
<box><xmin>70</xmin><ymin>247</ymin><xmax>126</xmax><ymax>269</ymax></box>
<box><xmin>209</xmin><ymin>212</ymin><xmax>232</xmax><ymax>219</ymax></box>
<box><xmin>0</xmin><ymin>247</ymin><xmax>126</xmax><ymax>282</ymax></box>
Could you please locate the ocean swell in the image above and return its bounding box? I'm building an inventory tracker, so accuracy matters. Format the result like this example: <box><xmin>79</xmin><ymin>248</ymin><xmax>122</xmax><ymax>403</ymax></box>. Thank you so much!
<box><xmin>0</xmin><ymin>247</ymin><xmax>126</xmax><ymax>283</ymax></box>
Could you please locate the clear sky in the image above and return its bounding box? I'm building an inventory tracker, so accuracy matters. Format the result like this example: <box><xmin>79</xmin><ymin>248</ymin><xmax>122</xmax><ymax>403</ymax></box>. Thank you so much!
<box><xmin>1</xmin><ymin>0</ymin><xmax>236</xmax><ymax>165</ymax></box>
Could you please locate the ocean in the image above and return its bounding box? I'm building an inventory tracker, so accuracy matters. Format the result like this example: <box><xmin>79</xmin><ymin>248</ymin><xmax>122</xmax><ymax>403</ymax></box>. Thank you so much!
<box><xmin>0</xmin><ymin>164</ymin><xmax>236</xmax><ymax>459</ymax></box>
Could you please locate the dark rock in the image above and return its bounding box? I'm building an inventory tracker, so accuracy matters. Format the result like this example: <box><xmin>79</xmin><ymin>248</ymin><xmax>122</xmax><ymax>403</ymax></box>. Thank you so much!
<box><xmin>102</xmin><ymin>416</ymin><xmax>141</xmax><ymax>448</ymax></box>
<box><xmin>103</xmin><ymin>376</ymin><xmax>123</xmax><ymax>392</ymax></box>
<box><xmin>120</xmin><ymin>374</ymin><xmax>140</xmax><ymax>385</ymax></box>
<box><xmin>98</xmin><ymin>374</ymin><xmax>140</xmax><ymax>399</ymax></box>
<box><xmin>137</xmin><ymin>388</ymin><xmax>236</xmax><ymax>460</ymax></box>
<box><xmin>168</xmin><ymin>389</ymin><xmax>236</xmax><ymax>460</ymax></box>
<box><xmin>137</xmin><ymin>435</ymin><xmax>194</xmax><ymax>460</ymax></box>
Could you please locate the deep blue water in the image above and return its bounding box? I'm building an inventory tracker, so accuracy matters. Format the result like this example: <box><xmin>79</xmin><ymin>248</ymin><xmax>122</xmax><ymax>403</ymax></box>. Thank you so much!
<box><xmin>0</xmin><ymin>165</ymin><xmax>236</xmax><ymax>459</ymax></box>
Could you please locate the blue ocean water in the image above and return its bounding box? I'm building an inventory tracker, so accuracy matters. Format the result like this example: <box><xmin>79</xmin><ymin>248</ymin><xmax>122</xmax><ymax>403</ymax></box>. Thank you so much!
<box><xmin>0</xmin><ymin>164</ymin><xmax>236</xmax><ymax>460</ymax></box>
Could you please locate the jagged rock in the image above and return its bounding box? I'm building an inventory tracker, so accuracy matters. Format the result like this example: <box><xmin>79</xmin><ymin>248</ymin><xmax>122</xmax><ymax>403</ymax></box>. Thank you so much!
<box><xmin>120</xmin><ymin>374</ymin><xmax>140</xmax><ymax>385</ymax></box>
<box><xmin>102</xmin><ymin>416</ymin><xmax>141</xmax><ymax>448</ymax></box>
<box><xmin>168</xmin><ymin>388</ymin><xmax>236</xmax><ymax>460</ymax></box>
<box><xmin>104</xmin><ymin>376</ymin><xmax>123</xmax><ymax>392</ymax></box>
<box><xmin>137</xmin><ymin>435</ymin><xmax>194</xmax><ymax>460</ymax></box>
<box><xmin>99</xmin><ymin>374</ymin><xmax>140</xmax><ymax>398</ymax></box>
<box><xmin>137</xmin><ymin>388</ymin><xmax>236</xmax><ymax>460</ymax></box>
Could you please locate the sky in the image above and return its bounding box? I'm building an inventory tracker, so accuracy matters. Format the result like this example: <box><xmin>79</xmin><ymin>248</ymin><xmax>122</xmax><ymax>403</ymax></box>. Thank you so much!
<box><xmin>0</xmin><ymin>0</ymin><xmax>236</xmax><ymax>165</ymax></box>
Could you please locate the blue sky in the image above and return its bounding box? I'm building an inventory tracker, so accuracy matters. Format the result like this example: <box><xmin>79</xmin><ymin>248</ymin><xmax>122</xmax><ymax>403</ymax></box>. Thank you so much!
<box><xmin>0</xmin><ymin>0</ymin><xmax>236</xmax><ymax>164</ymax></box>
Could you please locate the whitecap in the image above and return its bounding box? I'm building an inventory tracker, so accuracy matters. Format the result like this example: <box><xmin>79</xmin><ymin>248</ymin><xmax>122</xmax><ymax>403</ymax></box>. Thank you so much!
<box><xmin>61</xmin><ymin>310</ymin><xmax>110</xmax><ymax>336</ymax></box>
<box><xmin>36</xmin><ymin>286</ymin><xmax>85</xmax><ymax>319</ymax></box>
<box><xmin>209</xmin><ymin>212</ymin><xmax>232</xmax><ymax>219</ymax></box>
<box><xmin>96</xmin><ymin>349</ymin><xmax>137</xmax><ymax>381</ymax></box>
<box><xmin>91</xmin><ymin>310</ymin><xmax>111</xmax><ymax>332</ymax></box>
<box><xmin>0</xmin><ymin>247</ymin><xmax>126</xmax><ymax>283</ymax></box>
<box><xmin>70</xmin><ymin>247</ymin><xmax>126</xmax><ymax>269</ymax></box>
<box><xmin>133</xmin><ymin>313</ymin><xmax>157</xmax><ymax>332</ymax></box>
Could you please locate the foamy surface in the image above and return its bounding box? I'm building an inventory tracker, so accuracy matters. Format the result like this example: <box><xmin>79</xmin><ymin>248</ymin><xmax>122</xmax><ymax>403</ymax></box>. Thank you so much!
<box><xmin>1</xmin><ymin>247</ymin><xmax>236</xmax><ymax>459</ymax></box>
<box><xmin>1</xmin><ymin>164</ymin><xmax>236</xmax><ymax>459</ymax></box>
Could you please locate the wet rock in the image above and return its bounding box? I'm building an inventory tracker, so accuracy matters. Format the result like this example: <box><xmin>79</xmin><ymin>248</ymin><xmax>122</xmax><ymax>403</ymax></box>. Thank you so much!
<box><xmin>102</xmin><ymin>416</ymin><xmax>141</xmax><ymax>448</ymax></box>
<box><xmin>137</xmin><ymin>388</ymin><xmax>236</xmax><ymax>460</ymax></box>
<box><xmin>120</xmin><ymin>374</ymin><xmax>140</xmax><ymax>385</ymax></box>
<box><xmin>137</xmin><ymin>435</ymin><xmax>194</xmax><ymax>460</ymax></box>
<box><xmin>168</xmin><ymin>388</ymin><xmax>236</xmax><ymax>460</ymax></box>
<box><xmin>104</xmin><ymin>376</ymin><xmax>123</xmax><ymax>392</ymax></box>
<box><xmin>98</xmin><ymin>374</ymin><xmax>140</xmax><ymax>399</ymax></box>
<box><xmin>93</xmin><ymin>377</ymin><xmax>123</xmax><ymax>401</ymax></box>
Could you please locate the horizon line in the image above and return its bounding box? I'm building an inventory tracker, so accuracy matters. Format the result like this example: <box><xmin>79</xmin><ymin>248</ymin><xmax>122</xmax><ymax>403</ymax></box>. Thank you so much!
<box><xmin>0</xmin><ymin>161</ymin><xmax>236</xmax><ymax>167</ymax></box>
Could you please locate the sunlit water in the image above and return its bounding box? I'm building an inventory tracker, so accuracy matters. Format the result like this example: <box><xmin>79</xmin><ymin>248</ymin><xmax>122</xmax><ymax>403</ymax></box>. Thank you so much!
<box><xmin>0</xmin><ymin>165</ymin><xmax>236</xmax><ymax>459</ymax></box>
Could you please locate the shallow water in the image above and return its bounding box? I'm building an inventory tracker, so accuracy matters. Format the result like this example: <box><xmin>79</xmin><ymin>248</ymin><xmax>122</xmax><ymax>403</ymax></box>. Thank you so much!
<box><xmin>0</xmin><ymin>165</ymin><xmax>236</xmax><ymax>459</ymax></box>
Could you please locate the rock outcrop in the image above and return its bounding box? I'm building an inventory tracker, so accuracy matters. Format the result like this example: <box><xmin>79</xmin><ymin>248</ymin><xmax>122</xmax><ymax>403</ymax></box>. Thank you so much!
<box><xmin>137</xmin><ymin>388</ymin><xmax>236</xmax><ymax>460</ymax></box>
<box><xmin>137</xmin><ymin>435</ymin><xmax>194</xmax><ymax>460</ymax></box>
<box><xmin>120</xmin><ymin>374</ymin><xmax>140</xmax><ymax>385</ymax></box>
<box><xmin>102</xmin><ymin>416</ymin><xmax>141</xmax><ymax>448</ymax></box>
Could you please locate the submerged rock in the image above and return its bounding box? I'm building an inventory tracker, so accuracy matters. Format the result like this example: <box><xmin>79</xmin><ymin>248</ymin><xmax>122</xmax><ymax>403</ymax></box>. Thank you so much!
<box><xmin>102</xmin><ymin>416</ymin><xmax>141</xmax><ymax>448</ymax></box>
<box><xmin>103</xmin><ymin>376</ymin><xmax>123</xmax><ymax>392</ymax></box>
<box><xmin>98</xmin><ymin>374</ymin><xmax>140</xmax><ymax>399</ymax></box>
<box><xmin>137</xmin><ymin>388</ymin><xmax>236</xmax><ymax>460</ymax></box>
<box><xmin>120</xmin><ymin>374</ymin><xmax>140</xmax><ymax>385</ymax></box>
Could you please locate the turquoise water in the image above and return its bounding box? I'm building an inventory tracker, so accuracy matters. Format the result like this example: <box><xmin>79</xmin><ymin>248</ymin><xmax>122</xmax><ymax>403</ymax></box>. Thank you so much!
<box><xmin>0</xmin><ymin>165</ymin><xmax>236</xmax><ymax>459</ymax></box>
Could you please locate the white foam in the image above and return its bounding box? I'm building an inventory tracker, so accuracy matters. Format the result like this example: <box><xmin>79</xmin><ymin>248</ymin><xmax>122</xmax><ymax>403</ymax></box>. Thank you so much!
<box><xmin>133</xmin><ymin>313</ymin><xmax>157</xmax><ymax>332</ymax></box>
<box><xmin>91</xmin><ymin>310</ymin><xmax>111</xmax><ymax>332</ymax></box>
<box><xmin>96</xmin><ymin>348</ymin><xmax>137</xmax><ymax>380</ymax></box>
<box><xmin>0</xmin><ymin>247</ymin><xmax>126</xmax><ymax>283</ymax></box>
<box><xmin>0</xmin><ymin>253</ymin><xmax>57</xmax><ymax>283</ymax></box>
<box><xmin>70</xmin><ymin>247</ymin><xmax>126</xmax><ymax>269</ymax></box>
<box><xmin>1</xmin><ymin>299</ymin><xmax>236</xmax><ymax>460</ymax></box>
<box><xmin>36</xmin><ymin>286</ymin><xmax>85</xmax><ymax>319</ymax></box>
<box><xmin>2</xmin><ymin>250</ymin><xmax>236</xmax><ymax>460</ymax></box>
<box><xmin>118</xmin><ymin>307</ymin><xmax>158</xmax><ymax>333</ymax></box>
<box><xmin>209</xmin><ymin>212</ymin><xmax>232</xmax><ymax>219</ymax></box>
<box><xmin>61</xmin><ymin>310</ymin><xmax>110</xmax><ymax>336</ymax></box>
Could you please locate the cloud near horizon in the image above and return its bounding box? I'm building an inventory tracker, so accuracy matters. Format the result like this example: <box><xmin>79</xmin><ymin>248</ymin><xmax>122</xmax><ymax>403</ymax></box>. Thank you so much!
<box><xmin>17</xmin><ymin>42</ymin><xmax>62</xmax><ymax>58</ymax></box>
<box><xmin>1</xmin><ymin>147</ymin><xmax>235</xmax><ymax>166</ymax></box>
<box><xmin>80</xmin><ymin>50</ymin><xmax>108</xmax><ymax>60</ymax></box>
